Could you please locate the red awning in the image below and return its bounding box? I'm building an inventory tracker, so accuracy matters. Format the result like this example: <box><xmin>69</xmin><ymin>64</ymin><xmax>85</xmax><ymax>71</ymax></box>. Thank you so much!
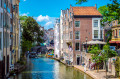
<box><xmin>109</xmin><ymin>41</ymin><xmax>120</xmax><ymax>43</ymax></box>
<box><xmin>116</xmin><ymin>41</ymin><xmax>120</xmax><ymax>43</ymax></box>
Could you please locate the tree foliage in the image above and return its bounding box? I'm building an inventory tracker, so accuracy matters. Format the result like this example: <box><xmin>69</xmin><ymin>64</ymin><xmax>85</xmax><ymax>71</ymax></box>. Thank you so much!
<box><xmin>98</xmin><ymin>0</ymin><xmax>120</xmax><ymax>26</ymax></box>
<box><xmin>22</xmin><ymin>17</ymin><xmax>44</xmax><ymax>42</ymax></box>
<box><xmin>75</xmin><ymin>0</ymin><xmax>87</xmax><ymax>4</ymax></box>
<box><xmin>89</xmin><ymin>44</ymin><xmax>117</xmax><ymax>63</ymax></box>
<box><xmin>89</xmin><ymin>45</ymin><xmax>102</xmax><ymax>64</ymax></box>
<box><xmin>20</xmin><ymin>16</ymin><xmax>44</xmax><ymax>55</ymax></box>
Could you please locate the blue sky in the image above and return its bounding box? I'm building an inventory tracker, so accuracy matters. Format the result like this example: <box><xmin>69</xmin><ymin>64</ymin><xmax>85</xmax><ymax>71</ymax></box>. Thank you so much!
<box><xmin>20</xmin><ymin>0</ymin><xmax>112</xmax><ymax>29</ymax></box>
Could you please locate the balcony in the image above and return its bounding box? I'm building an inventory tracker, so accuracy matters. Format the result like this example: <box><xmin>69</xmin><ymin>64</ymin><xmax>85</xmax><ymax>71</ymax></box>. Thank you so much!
<box><xmin>111</xmin><ymin>36</ymin><xmax>120</xmax><ymax>41</ymax></box>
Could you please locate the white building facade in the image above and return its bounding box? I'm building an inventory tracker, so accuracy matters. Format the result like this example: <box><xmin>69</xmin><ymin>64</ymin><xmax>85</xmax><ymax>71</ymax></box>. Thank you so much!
<box><xmin>54</xmin><ymin>18</ymin><xmax>60</xmax><ymax>58</ymax></box>
<box><xmin>59</xmin><ymin>10</ymin><xmax>64</xmax><ymax>59</ymax></box>
<box><xmin>92</xmin><ymin>18</ymin><xmax>103</xmax><ymax>40</ymax></box>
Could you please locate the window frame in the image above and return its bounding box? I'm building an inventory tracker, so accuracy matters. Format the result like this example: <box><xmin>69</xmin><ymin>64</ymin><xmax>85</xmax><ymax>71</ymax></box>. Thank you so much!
<box><xmin>75</xmin><ymin>42</ymin><xmax>80</xmax><ymax>51</ymax></box>
<box><xmin>75</xmin><ymin>31</ymin><xmax>80</xmax><ymax>40</ymax></box>
<box><xmin>75</xmin><ymin>21</ymin><xmax>80</xmax><ymax>27</ymax></box>
<box><xmin>70</xmin><ymin>31</ymin><xmax>72</xmax><ymax>39</ymax></box>
<box><xmin>94</xmin><ymin>20</ymin><xmax>98</xmax><ymax>27</ymax></box>
<box><xmin>119</xmin><ymin>29</ymin><xmax>120</xmax><ymax>37</ymax></box>
<box><xmin>94</xmin><ymin>30</ymin><xmax>98</xmax><ymax>38</ymax></box>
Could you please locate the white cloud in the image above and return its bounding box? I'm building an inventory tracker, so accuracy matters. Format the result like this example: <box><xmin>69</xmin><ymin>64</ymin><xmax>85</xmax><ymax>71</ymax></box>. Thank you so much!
<box><xmin>21</xmin><ymin>12</ymin><xmax>29</xmax><ymax>16</ymax></box>
<box><xmin>36</xmin><ymin>15</ymin><xmax>57</xmax><ymax>29</ymax></box>
<box><xmin>45</xmin><ymin>21</ymin><xmax>52</xmax><ymax>26</ymax></box>
<box><xmin>23</xmin><ymin>0</ymin><xmax>26</xmax><ymax>1</ymax></box>
<box><xmin>36</xmin><ymin>15</ymin><xmax>49</xmax><ymax>22</ymax></box>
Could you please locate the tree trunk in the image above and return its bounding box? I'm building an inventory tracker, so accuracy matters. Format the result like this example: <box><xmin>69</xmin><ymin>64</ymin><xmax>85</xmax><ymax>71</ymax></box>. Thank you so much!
<box><xmin>97</xmin><ymin>64</ymin><xmax>99</xmax><ymax>73</ymax></box>
<box><xmin>115</xmin><ymin>57</ymin><xmax>119</xmax><ymax>77</ymax></box>
<box><xmin>105</xmin><ymin>61</ymin><xmax>108</xmax><ymax>79</ymax></box>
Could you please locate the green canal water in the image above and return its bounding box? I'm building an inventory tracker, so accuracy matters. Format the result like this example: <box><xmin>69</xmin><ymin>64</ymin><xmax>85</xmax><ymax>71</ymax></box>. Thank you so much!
<box><xmin>11</xmin><ymin>57</ymin><xmax>93</xmax><ymax>79</ymax></box>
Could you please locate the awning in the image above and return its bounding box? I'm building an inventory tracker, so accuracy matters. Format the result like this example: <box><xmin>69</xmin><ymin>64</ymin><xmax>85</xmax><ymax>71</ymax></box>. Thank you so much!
<box><xmin>109</xmin><ymin>41</ymin><xmax>120</xmax><ymax>43</ymax></box>
<box><xmin>83</xmin><ymin>40</ymin><xmax>106</xmax><ymax>45</ymax></box>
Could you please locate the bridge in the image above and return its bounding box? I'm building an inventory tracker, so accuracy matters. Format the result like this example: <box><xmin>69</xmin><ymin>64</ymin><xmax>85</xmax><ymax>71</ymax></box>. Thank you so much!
<box><xmin>46</xmin><ymin>46</ymin><xmax>54</xmax><ymax>50</ymax></box>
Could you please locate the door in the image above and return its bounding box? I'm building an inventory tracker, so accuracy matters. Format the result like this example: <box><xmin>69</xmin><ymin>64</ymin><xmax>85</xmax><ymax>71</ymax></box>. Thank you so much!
<box><xmin>77</xmin><ymin>57</ymin><xmax>80</xmax><ymax>65</ymax></box>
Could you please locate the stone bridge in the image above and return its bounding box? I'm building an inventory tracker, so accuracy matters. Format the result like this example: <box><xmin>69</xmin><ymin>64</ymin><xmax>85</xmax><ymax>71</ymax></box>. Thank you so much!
<box><xmin>46</xmin><ymin>46</ymin><xmax>54</xmax><ymax>50</ymax></box>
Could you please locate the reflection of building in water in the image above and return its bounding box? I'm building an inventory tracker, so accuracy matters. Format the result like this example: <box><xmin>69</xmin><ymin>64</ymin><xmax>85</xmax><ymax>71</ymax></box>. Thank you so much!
<box><xmin>54</xmin><ymin>61</ymin><xmax>59</xmax><ymax>79</ymax></box>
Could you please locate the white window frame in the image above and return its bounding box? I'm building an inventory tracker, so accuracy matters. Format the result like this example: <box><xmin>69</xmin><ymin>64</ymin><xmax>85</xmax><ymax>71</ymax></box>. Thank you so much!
<box><xmin>75</xmin><ymin>31</ymin><xmax>80</xmax><ymax>40</ymax></box>
<box><xmin>94</xmin><ymin>30</ymin><xmax>98</xmax><ymax>38</ymax></box>
<box><xmin>75</xmin><ymin>21</ymin><xmax>80</xmax><ymax>27</ymax></box>
<box><xmin>92</xmin><ymin>18</ymin><xmax>101</xmax><ymax>39</ymax></box>
<box><xmin>94</xmin><ymin>20</ymin><xmax>98</xmax><ymax>27</ymax></box>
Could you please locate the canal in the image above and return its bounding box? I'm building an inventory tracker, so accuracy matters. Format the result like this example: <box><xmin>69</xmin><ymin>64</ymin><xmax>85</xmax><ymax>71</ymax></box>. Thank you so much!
<box><xmin>11</xmin><ymin>57</ymin><xmax>93</xmax><ymax>79</ymax></box>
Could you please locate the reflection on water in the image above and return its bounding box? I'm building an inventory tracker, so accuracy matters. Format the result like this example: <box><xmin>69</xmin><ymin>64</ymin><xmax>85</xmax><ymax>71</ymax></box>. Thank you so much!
<box><xmin>10</xmin><ymin>58</ymin><xmax>93</xmax><ymax>79</ymax></box>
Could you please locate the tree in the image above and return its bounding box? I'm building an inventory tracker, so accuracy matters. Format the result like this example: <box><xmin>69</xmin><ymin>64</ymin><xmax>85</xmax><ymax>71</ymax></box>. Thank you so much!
<box><xmin>101</xmin><ymin>45</ymin><xmax>117</xmax><ymax>78</ymax></box>
<box><xmin>19</xmin><ymin>16</ymin><xmax>28</xmax><ymax>21</ymax></box>
<box><xmin>21</xmin><ymin>39</ymin><xmax>33</xmax><ymax>56</ymax></box>
<box><xmin>88</xmin><ymin>45</ymin><xmax>102</xmax><ymax>72</ymax></box>
<box><xmin>98</xmin><ymin>0</ymin><xmax>120</xmax><ymax>25</ymax></box>
<box><xmin>75</xmin><ymin>0</ymin><xmax>87</xmax><ymax>4</ymax></box>
<box><xmin>89</xmin><ymin>44</ymin><xmax>117</xmax><ymax>78</ymax></box>
<box><xmin>105</xmin><ymin>30</ymin><xmax>112</xmax><ymax>44</ymax></box>
<box><xmin>20</xmin><ymin>16</ymin><xmax>44</xmax><ymax>56</ymax></box>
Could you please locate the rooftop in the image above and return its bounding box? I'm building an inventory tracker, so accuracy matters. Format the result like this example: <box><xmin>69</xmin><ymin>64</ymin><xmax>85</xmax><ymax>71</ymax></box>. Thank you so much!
<box><xmin>72</xmin><ymin>7</ymin><xmax>102</xmax><ymax>16</ymax></box>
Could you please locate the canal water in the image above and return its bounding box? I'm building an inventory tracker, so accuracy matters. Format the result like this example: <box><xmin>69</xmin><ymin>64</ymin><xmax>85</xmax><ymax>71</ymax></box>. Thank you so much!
<box><xmin>11</xmin><ymin>58</ymin><xmax>93</xmax><ymax>79</ymax></box>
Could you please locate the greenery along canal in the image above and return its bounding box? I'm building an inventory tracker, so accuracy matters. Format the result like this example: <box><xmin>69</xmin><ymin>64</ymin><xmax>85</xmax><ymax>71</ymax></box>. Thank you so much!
<box><xmin>11</xmin><ymin>57</ymin><xmax>93</xmax><ymax>79</ymax></box>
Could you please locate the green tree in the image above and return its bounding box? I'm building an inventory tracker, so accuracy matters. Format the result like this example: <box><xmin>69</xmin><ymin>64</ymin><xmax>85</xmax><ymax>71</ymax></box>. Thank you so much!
<box><xmin>101</xmin><ymin>45</ymin><xmax>117</xmax><ymax>78</ymax></box>
<box><xmin>105</xmin><ymin>30</ymin><xmax>112</xmax><ymax>44</ymax></box>
<box><xmin>89</xmin><ymin>45</ymin><xmax>102</xmax><ymax>72</ymax></box>
<box><xmin>19</xmin><ymin>16</ymin><xmax>28</xmax><ymax>21</ymax></box>
<box><xmin>21</xmin><ymin>39</ymin><xmax>33</xmax><ymax>56</ymax></box>
<box><xmin>20</xmin><ymin>16</ymin><xmax>44</xmax><ymax>56</ymax></box>
<box><xmin>89</xmin><ymin>44</ymin><xmax>117</xmax><ymax>78</ymax></box>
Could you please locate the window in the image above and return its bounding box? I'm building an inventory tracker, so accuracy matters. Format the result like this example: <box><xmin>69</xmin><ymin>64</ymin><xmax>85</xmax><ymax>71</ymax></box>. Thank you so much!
<box><xmin>70</xmin><ymin>32</ymin><xmax>72</xmax><ymax>39</ymax></box>
<box><xmin>94</xmin><ymin>30</ymin><xmax>98</xmax><ymax>38</ymax></box>
<box><xmin>116</xmin><ymin>29</ymin><xmax>117</xmax><ymax>37</ymax></box>
<box><xmin>75</xmin><ymin>31</ymin><xmax>80</xmax><ymax>39</ymax></box>
<box><xmin>70</xmin><ymin>12</ymin><xmax>71</xmax><ymax>18</ymax></box>
<box><xmin>113</xmin><ymin>30</ymin><xmax>114</xmax><ymax>36</ymax></box>
<box><xmin>7</xmin><ymin>33</ymin><xmax>9</xmax><ymax>47</ymax></box>
<box><xmin>0</xmin><ymin>32</ymin><xmax>2</xmax><ymax>49</ymax></box>
<box><xmin>0</xmin><ymin>13</ymin><xmax>2</xmax><ymax>27</ymax></box>
<box><xmin>75</xmin><ymin>21</ymin><xmax>80</xmax><ymax>27</ymax></box>
<box><xmin>100</xmin><ymin>30</ymin><xmax>102</xmax><ymax>39</ymax></box>
<box><xmin>69</xmin><ymin>22</ymin><xmax>72</xmax><ymax>28</ymax></box>
<box><xmin>0</xmin><ymin>0</ymin><xmax>1</xmax><ymax>7</ymax></box>
<box><xmin>94</xmin><ymin>20</ymin><xmax>98</xmax><ymax>27</ymax></box>
<box><xmin>119</xmin><ymin>29</ymin><xmax>120</xmax><ymax>36</ymax></box>
<box><xmin>75</xmin><ymin>43</ymin><xmax>80</xmax><ymax>51</ymax></box>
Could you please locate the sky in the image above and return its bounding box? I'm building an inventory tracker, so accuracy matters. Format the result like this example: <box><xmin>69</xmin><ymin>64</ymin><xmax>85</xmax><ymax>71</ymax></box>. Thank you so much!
<box><xmin>19</xmin><ymin>0</ymin><xmax>112</xmax><ymax>29</ymax></box>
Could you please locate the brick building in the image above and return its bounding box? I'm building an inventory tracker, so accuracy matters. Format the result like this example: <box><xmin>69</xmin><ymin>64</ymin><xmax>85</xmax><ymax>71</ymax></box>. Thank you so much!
<box><xmin>59</xmin><ymin>5</ymin><xmax>103</xmax><ymax>65</ymax></box>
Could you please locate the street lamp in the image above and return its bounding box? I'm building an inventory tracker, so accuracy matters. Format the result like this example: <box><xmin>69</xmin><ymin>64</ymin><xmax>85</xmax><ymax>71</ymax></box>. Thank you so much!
<box><xmin>84</xmin><ymin>37</ymin><xmax>88</xmax><ymax>72</ymax></box>
<box><xmin>86</xmin><ymin>37</ymin><xmax>88</xmax><ymax>53</ymax></box>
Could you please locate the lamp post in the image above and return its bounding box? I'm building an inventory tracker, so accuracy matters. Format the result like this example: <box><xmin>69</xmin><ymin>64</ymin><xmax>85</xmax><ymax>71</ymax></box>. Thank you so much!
<box><xmin>86</xmin><ymin>37</ymin><xmax>88</xmax><ymax>53</ymax></box>
<box><xmin>84</xmin><ymin>37</ymin><xmax>88</xmax><ymax>72</ymax></box>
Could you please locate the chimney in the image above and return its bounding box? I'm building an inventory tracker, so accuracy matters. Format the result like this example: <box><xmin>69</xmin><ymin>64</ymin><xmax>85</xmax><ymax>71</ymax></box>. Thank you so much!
<box><xmin>95</xmin><ymin>4</ymin><xmax>97</xmax><ymax>8</ymax></box>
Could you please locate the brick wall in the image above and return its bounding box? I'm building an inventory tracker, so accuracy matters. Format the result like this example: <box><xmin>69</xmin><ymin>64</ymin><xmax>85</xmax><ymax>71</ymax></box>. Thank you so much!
<box><xmin>72</xmin><ymin>17</ymin><xmax>92</xmax><ymax>65</ymax></box>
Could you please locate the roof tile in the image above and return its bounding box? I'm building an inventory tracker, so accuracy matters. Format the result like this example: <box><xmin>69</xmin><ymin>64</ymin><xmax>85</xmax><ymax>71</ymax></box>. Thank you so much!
<box><xmin>72</xmin><ymin>7</ymin><xmax>102</xmax><ymax>16</ymax></box>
